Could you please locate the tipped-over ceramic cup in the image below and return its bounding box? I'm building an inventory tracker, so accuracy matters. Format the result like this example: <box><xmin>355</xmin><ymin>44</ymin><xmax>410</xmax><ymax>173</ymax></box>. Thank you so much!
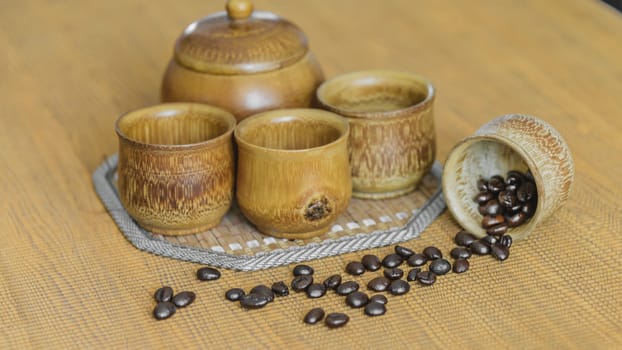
<box><xmin>316</xmin><ymin>70</ymin><xmax>436</xmax><ymax>199</ymax></box>
<box><xmin>442</xmin><ymin>114</ymin><xmax>574</xmax><ymax>241</ymax></box>
<box><xmin>116</xmin><ymin>103</ymin><xmax>236</xmax><ymax>235</ymax></box>
<box><xmin>234</xmin><ymin>108</ymin><xmax>352</xmax><ymax>239</ymax></box>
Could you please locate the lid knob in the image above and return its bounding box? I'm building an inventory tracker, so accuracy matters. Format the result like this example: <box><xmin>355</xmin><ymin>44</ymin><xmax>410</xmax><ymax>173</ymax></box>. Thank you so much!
<box><xmin>226</xmin><ymin>0</ymin><xmax>253</xmax><ymax>20</ymax></box>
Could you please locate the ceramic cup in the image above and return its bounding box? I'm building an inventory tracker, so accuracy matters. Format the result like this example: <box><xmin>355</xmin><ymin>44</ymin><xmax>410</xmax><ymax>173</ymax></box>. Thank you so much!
<box><xmin>116</xmin><ymin>103</ymin><xmax>236</xmax><ymax>235</ymax></box>
<box><xmin>316</xmin><ymin>70</ymin><xmax>436</xmax><ymax>199</ymax></box>
<box><xmin>442</xmin><ymin>114</ymin><xmax>575</xmax><ymax>241</ymax></box>
<box><xmin>234</xmin><ymin>108</ymin><xmax>352</xmax><ymax>239</ymax></box>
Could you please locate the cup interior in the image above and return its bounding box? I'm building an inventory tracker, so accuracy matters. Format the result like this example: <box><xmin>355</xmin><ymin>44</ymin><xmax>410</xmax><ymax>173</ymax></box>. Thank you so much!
<box><xmin>317</xmin><ymin>70</ymin><xmax>433</xmax><ymax>115</ymax></box>
<box><xmin>235</xmin><ymin>109</ymin><xmax>348</xmax><ymax>151</ymax></box>
<box><xmin>116</xmin><ymin>103</ymin><xmax>236</xmax><ymax>147</ymax></box>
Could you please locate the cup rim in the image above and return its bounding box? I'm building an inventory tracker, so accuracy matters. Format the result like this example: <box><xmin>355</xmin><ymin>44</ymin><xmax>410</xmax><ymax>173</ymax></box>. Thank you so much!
<box><xmin>234</xmin><ymin>108</ymin><xmax>350</xmax><ymax>154</ymax></box>
<box><xmin>316</xmin><ymin>69</ymin><xmax>435</xmax><ymax>119</ymax></box>
<box><xmin>115</xmin><ymin>102</ymin><xmax>237</xmax><ymax>150</ymax></box>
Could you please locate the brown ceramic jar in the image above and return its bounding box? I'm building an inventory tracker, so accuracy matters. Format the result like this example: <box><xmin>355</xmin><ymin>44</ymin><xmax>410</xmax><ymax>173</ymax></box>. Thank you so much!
<box><xmin>161</xmin><ymin>0</ymin><xmax>324</xmax><ymax>121</ymax></box>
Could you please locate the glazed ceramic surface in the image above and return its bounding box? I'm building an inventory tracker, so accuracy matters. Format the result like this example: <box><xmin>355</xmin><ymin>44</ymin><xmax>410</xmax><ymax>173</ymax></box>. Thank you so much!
<box><xmin>317</xmin><ymin>70</ymin><xmax>436</xmax><ymax>199</ymax></box>
<box><xmin>234</xmin><ymin>108</ymin><xmax>352</xmax><ymax>239</ymax></box>
<box><xmin>116</xmin><ymin>103</ymin><xmax>236</xmax><ymax>235</ymax></box>
<box><xmin>442</xmin><ymin>114</ymin><xmax>575</xmax><ymax>240</ymax></box>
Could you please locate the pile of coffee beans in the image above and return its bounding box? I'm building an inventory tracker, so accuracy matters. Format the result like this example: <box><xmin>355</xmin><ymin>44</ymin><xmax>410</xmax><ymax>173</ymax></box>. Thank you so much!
<box><xmin>152</xmin><ymin>286</ymin><xmax>196</xmax><ymax>320</ymax></box>
<box><xmin>474</xmin><ymin>170</ymin><xmax>537</xmax><ymax>234</ymax></box>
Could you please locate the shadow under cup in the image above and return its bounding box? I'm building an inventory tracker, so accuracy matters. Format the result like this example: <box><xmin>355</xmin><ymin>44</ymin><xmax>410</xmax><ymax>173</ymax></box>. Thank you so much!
<box><xmin>116</xmin><ymin>103</ymin><xmax>236</xmax><ymax>236</ymax></box>
<box><xmin>317</xmin><ymin>70</ymin><xmax>436</xmax><ymax>199</ymax></box>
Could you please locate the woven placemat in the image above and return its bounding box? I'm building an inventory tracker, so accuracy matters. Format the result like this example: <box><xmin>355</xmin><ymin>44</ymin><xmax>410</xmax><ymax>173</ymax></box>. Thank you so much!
<box><xmin>93</xmin><ymin>154</ymin><xmax>445</xmax><ymax>270</ymax></box>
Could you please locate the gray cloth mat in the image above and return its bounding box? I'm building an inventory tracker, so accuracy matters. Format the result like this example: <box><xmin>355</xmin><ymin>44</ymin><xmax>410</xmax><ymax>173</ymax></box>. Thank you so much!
<box><xmin>92</xmin><ymin>154</ymin><xmax>446</xmax><ymax>271</ymax></box>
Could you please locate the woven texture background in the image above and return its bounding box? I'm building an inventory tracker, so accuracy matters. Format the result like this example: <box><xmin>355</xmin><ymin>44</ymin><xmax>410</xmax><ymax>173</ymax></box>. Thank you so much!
<box><xmin>1</xmin><ymin>0</ymin><xmax>621</xmax><ymax>349</ymax></box>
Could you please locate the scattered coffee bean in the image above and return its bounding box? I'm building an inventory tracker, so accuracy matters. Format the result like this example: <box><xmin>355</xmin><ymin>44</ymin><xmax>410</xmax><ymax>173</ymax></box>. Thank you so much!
<box><xmin>367</xmin><ymin>277</ymin><xmax>390</xmax><ymax>292</ymax></box>
<box><xmin>336</xmin><ymin>281</ymin><xmax>359</xmax><ymax>295</ymax></box>
<box><xmin>487</xmin><ymin>223</ymin><xmax>508</xmax><ymax>236</ymax></box>
<box><xmin>346</xmin><ymin>291</ymin><xmax>369</xmax><ymax>308</ymax></box>
<box><xmin>345</xmin><ymin>261</ymin><xmax>366</xmax><ymax>276</ymax></box>
<box><xmin>395</xmin><ymin>245</ymin><xmax>415</xmax><ymax>259</ymax></box>
<box><xmin>416</xmin><ymin>271</ymin><xmax>437</xmax><ymax>286</ymax></box>
<box><xmin>154</xmin><ymin>286</ymin><xmax>173</xmax><ymax>302</ymax></box>
<box><xmin>153</xmin><ymin>301</ymin><xmax>176</xmax><ymax>320</ymax></box>
<box><xmin>517</xmin><ymin>182</ymin><xmax>536</xmax><ymax>202</ymax></box>
<box><xmin>383</xmin><ymin>268</ymin><xmax>404</xmax><ymax>280</ymax></box>
<box><xmin>225</xmin><ymin>288</ymin><xmax>245</xmax><ymax>302</ymax></box>
<box><xmin>250</xmin><ymin>285</ymin><xmax>274</xmax><ymax>302</ymax></box>
<box><xmin>291</xmin><ymin>275</ymin><xmax>313</xmax><ymax>292</ymax></box>
<box><xmin>172</xmin><ymin>291</ymin><xmax>195</xmax><ymax>308</ymax></box>
<box><xmin>477</xmin><ymin>179</ymin><xmax>488</xmax><ymax>191</ymax></box>
<box><xmin>271</xmin><ymin>281</ymin><xmax>289</xmax><ymax>297</ymax></box>
<box><xmin>239</xmin><ymin>293</ymin><xmax>270</xmax><ymax>309</ymax></box>
<box><xmin>323</xmin><ymin>274</ymin><xmax>342</xmax><ymax>290</ymax></box>
<box><xmin>388</xmin><ymin>279</ymin><xmax>410</xmax><ymax>295</ymax></box>
<box><xmin>293</xmin><ymin>264</ymin><xmax>314</xmax><ymax>276</ymax></box>
<box><xmin>482</xmin><ymin>215</ymin><xmax>505</xmax><ymax>228</ymax></box>
<box><xmin>429</xmin><ymin>259</ymin><xmax>451</xmax><ymax>275</ymax></box>
<box><xmin>484</xmin><ymin>199</ymin><xmax>504</xmax><ymax>216</ymax></box>
<box><xmin>498</xmin><ymin>190</ymin><xmax>518</xmax><ymax>208</ymax></box>
<box><xmin>487</xmin><ymin>175</ymin><xmax>505</xmax><ymax>193</ymax></box>
<box><xmin>491</xmin><ymin>244</ymin><xmax>510</xmax><ymax>261</ymax></box>
<box><xmin>361</xmin><ymin>255</ymin><xmax>381</xmax><ymax>271</ymax></box>
<box><xmin>480</xmin><ymin>235</ymin><xmax>497</xmax><ymax>246</ymax></box>
<box><xmin>506</xmin><ymin>212</ymin><xmax>527</xmax><ymax>227</ymax></box>
<box><xmin>423</xmin><ymin>246</ymin><xmax>442</xmax><ymax>260</ymax></box>
<box><xmin>407</xmin><ymin>253</ymin><xmax>428</xmax><ymax>267</ymax></box>
<box><xmin>470</xmin><ymin>241</ymin><xmax>490</xmax><ymax>255</ymax></box>
<box><xmin>364</xmin><ymin>302</ymin><xmax>386</xmax><ymax>317</ymax></box>
<box><xmin>474</xmin><ymin>191</ymin><xmax>494</xmax><ymax>204</ymax></box>
<box><xmin>499</xmin><ymin>235</ymin><xmax>513</xmax><ymax>248</ymax></box>
<box><xmin>450</xmin><ymin>247</ymin><xmax>471</xmax><ymax>259</ymax></box>
<box><xmin>452</xmin><ymin>259</ymin><xmax>469</xmax><ymax>273</ymax></box>
<box><xmin>197</xmin><ymin>267</ymin><xmax>221</xmax><ymax>281</ymax></box>
<box><xmin>407</xmin><ymin>268</ymin><xmax>421</xmax><ymax>281</ymax></box>
<box><xmin>306</xmin><ymin>283</ymin><xmax>327</xmax><ymax>298</ymax></box>
<box><xmin>370</xmin><ymin>294</ymin><xmax>388</xmax><ymax>305</ymax></box>
<box><xmin>381</xmin><ymin>253</ymin><xmax>404</xmax><ymax>268</ymax></box>
<box><xmin>325</xmin><ymin>313</ymin><xmax>349</xmax><ymax>328</ymax></box>
<box><xmin>455</xmin><ymin>231</ymin><xmax>477</xmax><ymax>247</ymax></box>
<box><xmin>304</xmin><ymin>308</ymin><xmax>325</xmax><ymax>324</ymax></box>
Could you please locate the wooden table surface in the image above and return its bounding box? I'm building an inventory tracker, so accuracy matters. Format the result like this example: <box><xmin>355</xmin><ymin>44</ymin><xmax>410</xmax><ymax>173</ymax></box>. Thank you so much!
<box><xmin>2</xmin><ymin>0</ymin><xmax>621</xmax><ymax>348</ymax></box>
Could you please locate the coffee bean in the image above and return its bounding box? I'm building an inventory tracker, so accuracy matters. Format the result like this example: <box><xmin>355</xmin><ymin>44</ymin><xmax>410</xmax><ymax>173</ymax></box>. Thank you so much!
<box><xmin>382</xmin><ymin>253</ymin><xmax>403</xmax><ymax>268</ymax></box>
<box><xmin>429</xmin><ymin>259</ymin><xmax>451</xmax><ymax>275</ymax></box>
<box><xmin>498</xmin><ymin>190</ymin><xmax>518</xmax><ymax>208</ymax></box>
<box><xmin>365</xmin><ymin>302</ymin><xmax>387</xmax><ymax>317</ymax></box>
<box><xmin>323</xmin><ymin>274</ymin><xmax>342</xmax><ymax>290</ymax></box>
<box><xmin>239</xmin><ymin>293</ymin><xmax>270</xmax><ymax>309</ymax></box>
<box><xmin>470</xmin><ymin>241</ymin><xmax>490</xmax><ymax>255</ymax></box>
<box><xmin>225</xmin><ymin>288</ymin><xmax>245</xmax><ymax>301</ymax></box>
<box><xmin>250</xmin><ymin>285</ymin><xmax>274</xmax><ymax>302</ymax></box>
<box><xmin>291</xmin><ymin>275</ymin><xmax>313</xmax><ymax>292</ymax></box>
<box><xmin>293</xmin><ymin>264</ymin><xmax>314</xmax><ymax>276</ymax></box>
<box><xmin>345</xmin><ymin>261</ymin><xmax>366</xmax><ymax>276</ymax></box>
<box><xmin>455</xmin><ymin>231</ymin><xmax>477</xmax><ymax>247</ymax></box>
<box><xmin>325</xmin><ymin>313</ymin><xmax>349</xmax><ymax>328</ymax></box>
<box><xmin>474</xmin><ymin>191</ymin><xmax>494</xmax><ymax>204</ymax></box>
<box><xmin>395</xmin><ymin>245</ymin><xmax>415</xmax><ymax>259</ymax></box>
<box><xmin>478</xmin><ymin>205</ymin><xmax>488</xmax><ymax>215</ymax></box>
<box><xmin>482</xmin><ymin>215</ymin><xmax>505</xmax><ymax>229</ymax></box>
<box><xmin>306</xmin><ymin>283</ymin><xmax>327</xmax><ymax>298</ymax></box>
<box><xmin>517</xmin><ymin>181</ymin><xmax>536</xmax><ymax>202</ymax></box>
<box><xmin>522</xmin><ymin>200</ymin><xmax>537</xmax><ymax>217</ymax></box>
<box><xmin>346</xmin><ymin>291</ymin><xmax>369</xmax><ymax>308</ymax></box>
<box><xmin>271</xmin><ymin>281</ymin><xmax>289</xmax><ymax>297</ymax></box>
<box><xmin>452</xmin><ymin>259</ymin><xmax>469</xmax><ymax>273</ymax></box>
<box><xmin>526</xmin><ymin>170</ymin><xmax>534</xmax><ymax>182</ymax></box>
<box><xmin>499</xmin><ymin>235</ymin><xmax>513</xmax><ymax>248</ymax></box>
<box><xmin>153</xmin><ymin>301</ymin><xmax>176</xmax><ymax>320</ymax></box>
<box><xmin>388</xmin><ymin>279</ymin><xmax>410</xmax><ymax>295</ymax></box>
<box><xmin>361</xmin><ymin>255</ymin><xmax>381</xmax><ymax>271</ymax></box>
<box><xmin>154</xmin><ymin>286</ymin><xmax>173</xmax><ymax>302</ymax></box>
<box><xmin>416</xmin><ymin>271</ymin><xmax>437</xmax><ymax>286</ymax></box>
<box><xmin>450</xmin><ymin>247</ymin><xmax>471</xmax><ymax>259</ymax></box>
<box><xmin>336</xmin><ymin>281</ymin><xmax>359</xmax><ymax>295</ymax></box>
<box><xmin>477</xmin><ymin>179</ymin><xmax>488</xmax><ymax>192</ymax></box>
<box><xmin>367</xmin><ymin>277</ymin><xmax>390</xmax><ymax>292</ymax></box>
<box><xmin>491</xmin><ymin>244</ymin><xmax>510</xmax><ymax>261</ymax></box>
<box><xmin>483</xmin><ymin>200</ymin><xmax>504</xmax><ymax>216</ymax></box>
<box><xmin>487</xmin><ymin>223</ymin><xmax>508</xmax><ymax>236</ymax></box>
<box><xmin>480</xmin><ymin>235</ymin><xmax>497</xmax><ymax>246</ymax></box>
<box><xmin>197</xmin><ymin>267</ymin><xmax>221</xmax><ymax>281</ymax></box>
<box><xmin>407</xmin><ymin>253</ymin><xmax>428</xmax><ymax>267</ymax></box>
<box><xmin>172</xmin><ymin>291</ymin><xmax>195</xmax><ymax>308</ymax></box>
<box><xmin>370</xmin><ymin>294</ymin><xmax>388</xmax><ymax>305</ymax></box>
<box><xmin>423</xmin><ymin>246</ymin><xmax>442</xmax><ymax>260</ymax></box>
<box><xmin>506</xmin><ymin>212</ymin><xmax>527</xmax><ymax>227</ymax></box>
<box><xmin>407</xmin><ymin>268</ymin><xmax>421</xmax><ymax>281</ymax></box>
<box><xmin>505</xmin><ymin>183</ymin><xmax>519</xmax><ymax>192</ymax></box>
<box><xmin>304</xmin><ymin>308</ymin><xmax>325</xmax><ymax>324</ymax></box>
<box><xmin>488</xmin><ymin>175</ymin><xmax>505</xmax><ymax>193</ymax></box>
<box><xmin>383</xmin><ymin>268</ymin><xmax>404</xmax><ymax>280</ymax></box>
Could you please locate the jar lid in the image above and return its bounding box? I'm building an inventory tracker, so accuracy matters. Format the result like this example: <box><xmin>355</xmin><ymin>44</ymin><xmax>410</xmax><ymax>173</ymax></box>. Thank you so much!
<box><xmin>174</xmin><ymin>0</ymin><xmax>309</xmax><ymax>75</ymax></box>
